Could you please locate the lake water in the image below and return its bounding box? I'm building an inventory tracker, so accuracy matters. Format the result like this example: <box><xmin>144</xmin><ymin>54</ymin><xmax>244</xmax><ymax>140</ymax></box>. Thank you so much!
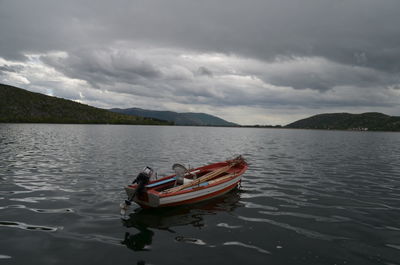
<box><xmin>0</xmin><ymin>124</ymin><xmax>400</xmax><ymax>265</ymax></box>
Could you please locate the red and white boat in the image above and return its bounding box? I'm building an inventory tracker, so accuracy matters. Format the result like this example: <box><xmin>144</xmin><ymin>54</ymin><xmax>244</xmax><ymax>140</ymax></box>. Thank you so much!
<box><xmin>123</xmin><ymin>156</ymin><xmax>248</xmax><ymax>209</ymax></box>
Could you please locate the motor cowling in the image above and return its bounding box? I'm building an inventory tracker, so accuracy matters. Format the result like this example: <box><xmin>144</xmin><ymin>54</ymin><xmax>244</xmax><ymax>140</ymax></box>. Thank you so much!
<box><xmin>133</xmin><ymin>172</ymin><xmax>150</xmax><ymax>193</ymax></box>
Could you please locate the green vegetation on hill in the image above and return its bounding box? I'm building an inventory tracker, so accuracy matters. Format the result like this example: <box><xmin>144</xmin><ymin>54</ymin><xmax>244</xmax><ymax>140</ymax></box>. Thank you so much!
<box><xmin>0</xmin><ymin>83</ymin><xmax>172</xmax><ymax>125</ymax></box>
<box><xmin>110</xmin><ymin>108</ymin><xmax>237</xmax><ymax>126</ymax></box>
<box><xmin>286</xmin><ymin>112</ymin><xmax>400</xmax><ymax>131</ymax></box>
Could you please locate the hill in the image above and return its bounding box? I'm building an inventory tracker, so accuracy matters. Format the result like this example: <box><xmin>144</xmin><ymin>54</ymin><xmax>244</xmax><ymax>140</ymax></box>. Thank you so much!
<box><xmin>0</xmin><ymin>83</ymin><xmax>171</xmax><ymax>125</ymax></box>
<box><xmin>286</xmin><ymin>112</ymin><xmax>400</xmax><ymax>131</ymax></box>
<box><xmin>110</xmin><ymin>107</ymin><xmax>238</xmax><ymax>126</ymax></box>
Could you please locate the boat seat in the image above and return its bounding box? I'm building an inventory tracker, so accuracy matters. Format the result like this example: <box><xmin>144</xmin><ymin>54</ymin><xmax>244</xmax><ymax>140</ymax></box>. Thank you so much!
<box><xmin>183</xmin><ymin>178</ymin><xmax>192</xmax><ymax>185</ymax></box>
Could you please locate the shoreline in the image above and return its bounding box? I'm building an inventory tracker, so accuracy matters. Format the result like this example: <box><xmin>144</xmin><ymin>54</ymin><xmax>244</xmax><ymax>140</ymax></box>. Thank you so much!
<box><xmin>1</xmin><ymin>122</ymin><xmax>399</xmax><ymax>132</ymax></box>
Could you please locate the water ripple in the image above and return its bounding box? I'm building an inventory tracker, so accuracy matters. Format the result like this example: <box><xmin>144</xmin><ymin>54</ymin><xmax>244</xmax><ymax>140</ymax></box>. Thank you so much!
<box><xmin>175</xmin><ymin>236</ymin><xmax>207</xmax><ymax>245</ymax></box>
<box><xmin>0</xmin><ymin>221</ymin><xmax>59</xmax><ymax>232</ymax></box>
<box><xmin>0</xmin><ymin>204</ymin><xmax>74</xmax><ymax>213</ymax></box>
<box><xmin>9</xmin><ymin>196</ymin><xmax>69</xmax><ymax>203</ymax></box>
<box><xmin>258</xmin><ymin>210</ymin><xmax>350</xmax><ymax>222</ymax></box>
<box><xmin>223</xmin><ymin>241</ymin><xmax>270</xmax><ymax>254</ymax></box>
<box><xmin>241</xmin><ymin>201</ymin><xmax>278</xmax><ymax>211</ymax></box>
<box><xmin>216</xmin><ymin>223</ymin><xmax>242</xmax><ymax>229</ymax></box>
<box><xmin>238</xmin><ymin>215</ymin><xmax>348</xmax><ymax>241</ymax></box>
<box><xmin>386</xmin><ymin>244</ymin><xmax>400</xmax><ymax>251</ymax></box>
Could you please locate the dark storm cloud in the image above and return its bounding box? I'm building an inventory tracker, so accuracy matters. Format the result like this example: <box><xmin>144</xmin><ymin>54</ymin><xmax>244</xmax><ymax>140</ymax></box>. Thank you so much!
<box><xmin>1</xmin><ymin>0</ymin><xmax>400</xmax><ymax>124</ymax></box>
<box><xmin>42</xmin><ymin>48</ymin><xmax>162</xmax><ymax>88</ymax></box>
<box><xmin>2</xmin><ymin>0</ymin><xmax>400</xmax><ymax>72</ymax></box>
<box><xmin>0</xmin><ymin>65</ymin><xmax>23</xmax><ymax>73</ymax></box>
<box><xmin>259</xmin><ymin>57</ymin><xmax>400</xmax><ymax>91</ymax></box>
<box><xmin>196</xmin><ymin>67</ymin><xmax>213</xmax><ymax>77</ymax></box>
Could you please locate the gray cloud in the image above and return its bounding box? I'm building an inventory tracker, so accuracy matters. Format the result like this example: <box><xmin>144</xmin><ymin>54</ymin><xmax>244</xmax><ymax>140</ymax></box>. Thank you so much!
<box><xmin>42</xmin><ymin>48</ymin><xmax>162</xmax><ymax>88</ymax></box>
<box><xmin>0</xmin><ymin>65</ymin><xmax>23</xmax><ymax>73</ymax></box>
<box><xmin>258</xmin><ymin>57</ymin><xmax>400</xmax><ymax>91</ymax></box>
<box><xmin>1</xmin><ymin>0</ymin><xmax>400</xmax><ymax>124</ymax></box>
<box><xmin>196</xmin><ymin>67</ymin><xmax>213</xmax><ymax>77</ymax></box>
<box><xmin>2</xmin><ymin>0</ymin><xmax>400</xmax><ymax>73</ymax></box>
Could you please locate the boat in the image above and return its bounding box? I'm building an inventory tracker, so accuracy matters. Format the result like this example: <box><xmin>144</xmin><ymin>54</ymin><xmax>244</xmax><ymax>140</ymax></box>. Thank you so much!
<box><xmin>121</xmin><ymin>156</ymin><xmax>248</xmax><ymax>209</ymax></box>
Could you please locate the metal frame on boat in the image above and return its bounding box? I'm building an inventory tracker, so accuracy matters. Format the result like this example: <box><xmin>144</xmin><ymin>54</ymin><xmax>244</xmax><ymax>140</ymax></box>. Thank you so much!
<box><xmin>124</xmin><ymin>156</ymin><xmax>248</xmax><ymax>208</ymax></box>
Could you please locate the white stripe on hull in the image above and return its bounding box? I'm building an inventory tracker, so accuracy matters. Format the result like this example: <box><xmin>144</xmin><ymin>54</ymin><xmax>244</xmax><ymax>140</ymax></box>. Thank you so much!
<box><xmin>159</xmin><ymin>174</ymin><xmax>242</xmax><ymax>206</ymax></box>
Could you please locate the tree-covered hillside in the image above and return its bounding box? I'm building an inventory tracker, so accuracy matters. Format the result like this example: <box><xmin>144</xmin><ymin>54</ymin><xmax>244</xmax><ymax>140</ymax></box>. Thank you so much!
<box><xmin>0</xmin><ymin>83</ymin><xmax>171</xmax><ymax>125</ymax></box>
<box><xmin>110</xmin><ymin>107</ymin><xmax>237</xmax><ymax>126</ymax></box>
<box><xmin>286</xmin><ymin>112</ymin><xmax>400</xmax><ymax>131</ymax></box>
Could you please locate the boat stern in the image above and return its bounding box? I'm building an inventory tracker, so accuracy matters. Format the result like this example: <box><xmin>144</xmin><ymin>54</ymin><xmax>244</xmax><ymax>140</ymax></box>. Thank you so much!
<box><xmin>124</xmin><ymin>186</ymin><xmax>160</xmax><ymax>208</ymax></box>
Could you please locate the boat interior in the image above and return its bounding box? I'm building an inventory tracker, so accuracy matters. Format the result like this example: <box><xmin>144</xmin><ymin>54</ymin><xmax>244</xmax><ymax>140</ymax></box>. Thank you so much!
<box><xmin>149</xmin><ymin>164</ymin><xmax>242</xmax><ymax>193</ymax></box>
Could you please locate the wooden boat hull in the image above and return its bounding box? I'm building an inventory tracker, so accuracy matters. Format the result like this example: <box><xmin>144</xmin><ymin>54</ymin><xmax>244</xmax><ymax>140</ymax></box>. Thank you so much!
<box><xmin>125</xmin><ymin>157</ymin><xmax>248</xmax><ymax>208</ymax></box>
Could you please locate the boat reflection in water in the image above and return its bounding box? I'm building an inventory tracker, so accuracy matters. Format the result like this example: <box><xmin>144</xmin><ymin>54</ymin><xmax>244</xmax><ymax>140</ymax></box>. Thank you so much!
<box><xmin>121</xmin><ymin>189</ymin><xmax>242</xmax><ymax>251</ymax></box>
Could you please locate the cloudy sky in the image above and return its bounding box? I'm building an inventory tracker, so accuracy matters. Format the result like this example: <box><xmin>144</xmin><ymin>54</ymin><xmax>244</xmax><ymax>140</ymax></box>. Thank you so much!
<box><xmin>1</xmin><ymin>0</ymin><xmax>400</xmax><ymax>125</ymax></box>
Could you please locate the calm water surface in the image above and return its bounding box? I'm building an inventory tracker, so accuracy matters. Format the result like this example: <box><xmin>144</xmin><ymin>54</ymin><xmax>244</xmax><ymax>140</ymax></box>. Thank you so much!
<box><xmin>0</xmin><ymin>124</ymin><xmax>400</xmax><ymax>265</ymax></box>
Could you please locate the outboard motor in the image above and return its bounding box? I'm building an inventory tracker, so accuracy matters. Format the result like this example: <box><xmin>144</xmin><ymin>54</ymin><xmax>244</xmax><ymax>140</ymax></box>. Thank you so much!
<box><xmin>120</xmin><ymin>167</ymin><xmax>155</xmax><ymax>218</ymax></box>
<box><xmin>129</xmin><ymin>167</ymin><xmax>154</xmax><ymax>202</ymax></box>
<box><xmin>132</xmin><ymin>172</ymin><xmax>150</xmax><ymax>195</ymax></box>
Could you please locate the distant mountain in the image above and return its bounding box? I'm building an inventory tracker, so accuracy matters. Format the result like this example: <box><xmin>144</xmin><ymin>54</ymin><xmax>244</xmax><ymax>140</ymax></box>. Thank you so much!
<box><xmin>286</xmin><ymin>112</ymin><xmax>400</xmax><ymax>131</ymax></box>
<box><xmin>0</xmin><ymin>83</ymin><xmax>171</xmax><ymax>125</ymax></box>
<box><xmin>110</xmin><ymin>108</ymin><xmax>237</xmax><ymax>126</ymax></box>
